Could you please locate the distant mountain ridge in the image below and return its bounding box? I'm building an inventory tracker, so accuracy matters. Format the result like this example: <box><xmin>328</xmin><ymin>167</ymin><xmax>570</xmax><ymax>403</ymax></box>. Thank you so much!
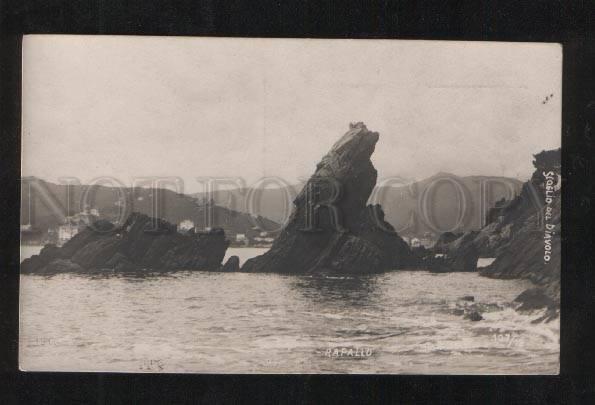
<box><xmin>191</xmin><ymin>173</ymin><xmax>523</xmax><ymax>235</ymax></box>
<box><xmin>20</xmin><ymin>177</ymin><xmax>280</xmax><ymax>238</ymax></box>
<box><xmin>377</xmin><ymin>173</ymin><xmax>523</xmax><ymax>235</ymax></box>
<box><xmin>22</xmin><ymin>173</ymin><xmax>522</xmax><ymax>237</ymax></box>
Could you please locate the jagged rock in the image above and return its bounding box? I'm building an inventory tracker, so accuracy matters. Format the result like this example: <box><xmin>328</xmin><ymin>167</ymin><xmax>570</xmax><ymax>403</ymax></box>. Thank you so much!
<box><xmin>221</xmin><ymin>256</ymin><xmax>240</xmax><ymax>272</ymax></box>
<box><xmin>514</xmin><ymin>287</ymin><xmax>556</xmax><ymax>311</ymax></box>
<box><xmin>479</xmin><ymin>149</ymin><xmax>561</xmax><ymax>312</ymax></box>
<box><xmin>20</xmin><ymin>244</ymin><xmax>66</xmax><ymax>274</ymax></box>
<box><xmin>159</xmin><ymin>229</ymin><xmax>228</xmax><ymax>270</ymax></box>
<box><xmin>105</xmin><ymin>252</ymin><xmax>138</xmax><ymax>272</ymax></box>
<box><xmin>241</xmin><ymin>123</ymin><xmax>412</xmax><ymax>274</ymax></box>
<box><xmin>71</xmin><ymin>237</ymin><xmax>122</xmax><ymax>268</ymax></box>
<box><xmin>426</xmin><ymin>231</ymin><xmax>479</xmax><ymax>273</ymax></box>
<box><xmin>21</xmin><ymin>213</ymin><xmax>229</xmax><ymax>274</ymax></box>
<box><xmin>428</xmin><ymin>148</ymin><xmax>561</xmax><ymax>317</ymax></box>
<box><xmin>433</xmin><ymin>232</ymin><xmax>463</xmax><ymax>253</ymax></box>
<box><xmin>444</xmin><ymin>232</ymin><xmax>479</xmax><ymax>272</ymax></box>
<box><xmin>41</xmin><ymin>259</ymin><xmax>85</xmax><ymax>274</ymax></box>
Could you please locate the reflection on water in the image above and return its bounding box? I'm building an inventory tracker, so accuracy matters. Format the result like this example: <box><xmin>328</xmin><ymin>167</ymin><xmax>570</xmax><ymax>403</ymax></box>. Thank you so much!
<box><xmin>291</xmin><ymin>274</ymin><xmax>380</xmax><ymax>307</ymax></box>
<box><xmin>19</xmin><ymin>248</ymin><xmax>559</xmax><ymax>374</ymax></box>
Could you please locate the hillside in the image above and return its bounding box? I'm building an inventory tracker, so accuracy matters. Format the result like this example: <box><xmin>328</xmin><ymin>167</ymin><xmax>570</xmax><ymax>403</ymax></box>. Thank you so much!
<box><xmin>20</xmin><ymin>177</ymin><xmax>280</xmax><ymax>238</ymax></box>
<box><xmin>22</xmin><ymin>172</ymin><xmax>522</xmax><ymax>240</ymax></box>
<box><xmin>192</xmin><ymin>174</ymin><xmax>523</xmax><ymax>235</ymax></box>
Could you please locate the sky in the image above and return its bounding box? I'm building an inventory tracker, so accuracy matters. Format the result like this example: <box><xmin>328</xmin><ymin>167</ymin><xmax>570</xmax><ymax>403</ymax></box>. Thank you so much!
<box><xmin>22</xmin><ymin>36</ymin><xmax>562</xmax><ymax>193</ymax></box>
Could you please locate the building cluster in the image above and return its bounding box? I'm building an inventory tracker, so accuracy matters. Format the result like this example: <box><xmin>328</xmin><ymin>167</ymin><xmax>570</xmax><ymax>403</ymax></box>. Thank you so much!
<box><xmin>56</xmin><ymin>208</ymin><xmax>100</xmax><ymax>245</ymax></box>
<box><xmin>401</xmin><ymin>232</ymin><xmax>436</xmax><ymax>249</ymax></box>
<box><xmin>176</xmin><ymin>219</ymin><xmax>276</xmax><ymax>247</ymax></box>
<box><xmin>21</xmin><ymin>207</ymin><xmax>101</xmax><ymax>246</ymax></box>
<box><xmin>242</xmin><ymin>231</ymin><xmax>275</xmax><ymax>247</ymax></box>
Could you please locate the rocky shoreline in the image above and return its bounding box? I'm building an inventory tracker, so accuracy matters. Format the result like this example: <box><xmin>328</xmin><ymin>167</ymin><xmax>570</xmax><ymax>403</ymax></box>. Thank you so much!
<box><xmin>21</xmin><ymin>212</ymin><xmax>239</xmax><ymax>275</ymax></box>
<box><xmin>419</xmin><ymin>149</ymin><xmax>561</xmax><ymax>318</ymax></box>
<box><xmin>21</xmin><ymin>124</ymin><xmax>560</xmax><ymax>321</ymax></box>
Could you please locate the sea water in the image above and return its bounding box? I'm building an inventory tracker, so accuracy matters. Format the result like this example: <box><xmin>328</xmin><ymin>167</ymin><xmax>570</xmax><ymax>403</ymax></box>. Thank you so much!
<box><xmin>19</xmin><ymin>247</ymin><xmax>559</xmax><ymax>374</ymax></box>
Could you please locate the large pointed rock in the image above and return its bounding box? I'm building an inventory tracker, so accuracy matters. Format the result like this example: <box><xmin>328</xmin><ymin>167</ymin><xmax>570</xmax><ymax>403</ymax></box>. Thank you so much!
<box><xmin>241</xmin><ymin>123</ymin><xmax>412</xmax><ymax>274</ymax></box>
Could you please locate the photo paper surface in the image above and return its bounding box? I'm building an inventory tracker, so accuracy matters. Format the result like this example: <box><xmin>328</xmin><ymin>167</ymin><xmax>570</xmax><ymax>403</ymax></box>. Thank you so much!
<box><xmin>20</xmin><ymin>36</ymin><xmax>561</xmax><ymax>374</ymax></box>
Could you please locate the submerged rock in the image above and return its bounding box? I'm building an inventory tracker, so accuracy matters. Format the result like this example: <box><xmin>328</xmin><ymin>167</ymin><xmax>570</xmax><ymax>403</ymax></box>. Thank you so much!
<box><xmin>464</xmin><ymin>311</ymin><xmax>483</xmax><ymax>321</ymax></box>
<box><xmin>241</xmin><ymin>123</ymin><xmax>412</xmax><ymax>274</ymax></box>
<box><xmin>21</xmin><ymin>213</ymin><xmax>229</xmax><ymax>274</ymax></box>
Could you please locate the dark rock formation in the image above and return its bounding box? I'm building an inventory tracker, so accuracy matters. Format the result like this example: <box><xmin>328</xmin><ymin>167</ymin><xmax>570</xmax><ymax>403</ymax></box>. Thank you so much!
<box><xmin>425</xmin><ymin>231</ymin><xmax>479</xmax><ymax>273</ymax></box>
<box><xmin>464</xmin><ymin>311</ymin><xmax>483</xmax><ymax>321</ymax></box>
<box><xmin>221</xmin><ymin>256</ymin><xmax>240</xmax><ymax>272</ymax></box>
<box><xmin>514</xmin><ymin>288</ymin><xmax>557</xmax><ymax>311</ymax></box>
<box><xmin>20</xmin><ymin>244</ymin><xmax>63</xmax><ymax>273</ymax></box>
<box><xmin>431</xmin><ymin>148</ymin><xmax>561</xmax><ymax>314</ymax></box>
<box><xmin>21</xmin><ymin>213</ymin><xmax>230</xmax><ymax>274</ymax></box>
<box><xmin>480</xmin><ymin>149</ymin><xmax>561</xmax><ymax>311</ymax></box>
<box><xmin>452</xmin><ymin>301</ymin><xmax>501</xmax><ymax>321</ymax></box>
<box><xmin>42</xmin><ymin>259</ymin><xmax>85</xmax><ymax>274</ymax></box>
<box><xmin>433</xmin><ymin>232</ymin><xmax>463</xmax><ymax>253</ymax></box>
<box><xmin>241</xmin><ymin>123</ymin><xmax>412</xmax><ymax>274</ymax></box>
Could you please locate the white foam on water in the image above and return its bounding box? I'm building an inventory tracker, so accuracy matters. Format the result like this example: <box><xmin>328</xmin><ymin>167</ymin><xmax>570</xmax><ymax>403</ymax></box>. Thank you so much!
<box><xmin>19</xmin><ymin>252</ymin><xmax>559</xmax><ymax>374</ymax></box>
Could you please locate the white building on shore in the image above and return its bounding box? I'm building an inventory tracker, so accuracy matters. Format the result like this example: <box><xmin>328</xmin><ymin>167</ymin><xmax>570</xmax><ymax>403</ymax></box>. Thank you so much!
<box><xmin>177</xmin><ymin>219</ymin><xmax>195</xmax><ymax>234</ymax></box>
<box><xmin>56</xmin><ymin>208</ymin><xmax>100</xmax><ymax>245</ymax></box>
<box><xmin>58</xmin><ymin>223</ymin><xmax>81</xmax><ymax>244</ymax></box>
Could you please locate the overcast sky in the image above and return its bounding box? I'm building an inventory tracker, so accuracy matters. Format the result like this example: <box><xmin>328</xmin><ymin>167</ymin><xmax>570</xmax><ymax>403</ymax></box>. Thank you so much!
<box><xmin>22</xmin><ymin>36</ymin><xmax>561</xmax><ymax>193</ymax></box>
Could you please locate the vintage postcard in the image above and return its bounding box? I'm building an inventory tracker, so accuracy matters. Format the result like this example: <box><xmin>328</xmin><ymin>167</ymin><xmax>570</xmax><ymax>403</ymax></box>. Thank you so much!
<box><xmin>19</xmin><ymin>36</ymin><xmax>561</xmax><ymax>374</ymax></box>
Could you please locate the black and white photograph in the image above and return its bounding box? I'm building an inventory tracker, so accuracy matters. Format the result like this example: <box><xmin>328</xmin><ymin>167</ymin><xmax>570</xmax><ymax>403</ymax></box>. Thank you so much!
<box><xmin>19</xmin><ymin>36</ymin><xmax>561</xmax><ymax>374</ymax></box>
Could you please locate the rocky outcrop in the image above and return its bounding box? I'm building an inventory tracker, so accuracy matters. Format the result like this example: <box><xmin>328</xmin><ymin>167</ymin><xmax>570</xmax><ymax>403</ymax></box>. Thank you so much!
<box><xmin>450</xmin><ymin>297</ymin><xmax>503</xmax><ymax>322</ymax></box>
<box><xmin>21</xmin><ymin>213</ymin><xmax>230</xmax><ymax>274</ymax></box>
<box><xmin>514</xmin><ymin>288</ymin><xmax>557</xmax><ymax>311</ymax></box>
<box><xmin>481</xmin><ymin>198</ymin><xmax>561</xmax><ymax>313</ymax></box>
<box><xmin>433</xmin><ymin>232</ymin><xmax>463</xmax><ymax>252</ymax></box>
<box><xmin>464</xmin><ymin>311</ymin><xmax>484</xmax><ymax>322</ymax></box>
<box><xmin>221</xmin><ymin>256</ymin><xmax>240</xmax><ymax>272</ymax></box>
<box><xmin>480</xmin><ymin>149</ymin><xmax>561</xmax><ymax>311</ymax></box>
<box><xmin>429</xmin><ymin>149</ymin><xmax>561</xmax><ymax>313</ymax></box>
<box><xmin>427</xmin><ymin>231</ymin><xmax>480</xmax><ymax>272</ymax></box>
<box><xmin>42</xmin><ymin>258</ymin><xmax>85</xmax><ymax>273</ymax></box>
<box><xmin>241</xmin><ymin>123</ymin><xmax>412</xmax><ymax>274</ymax></box>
